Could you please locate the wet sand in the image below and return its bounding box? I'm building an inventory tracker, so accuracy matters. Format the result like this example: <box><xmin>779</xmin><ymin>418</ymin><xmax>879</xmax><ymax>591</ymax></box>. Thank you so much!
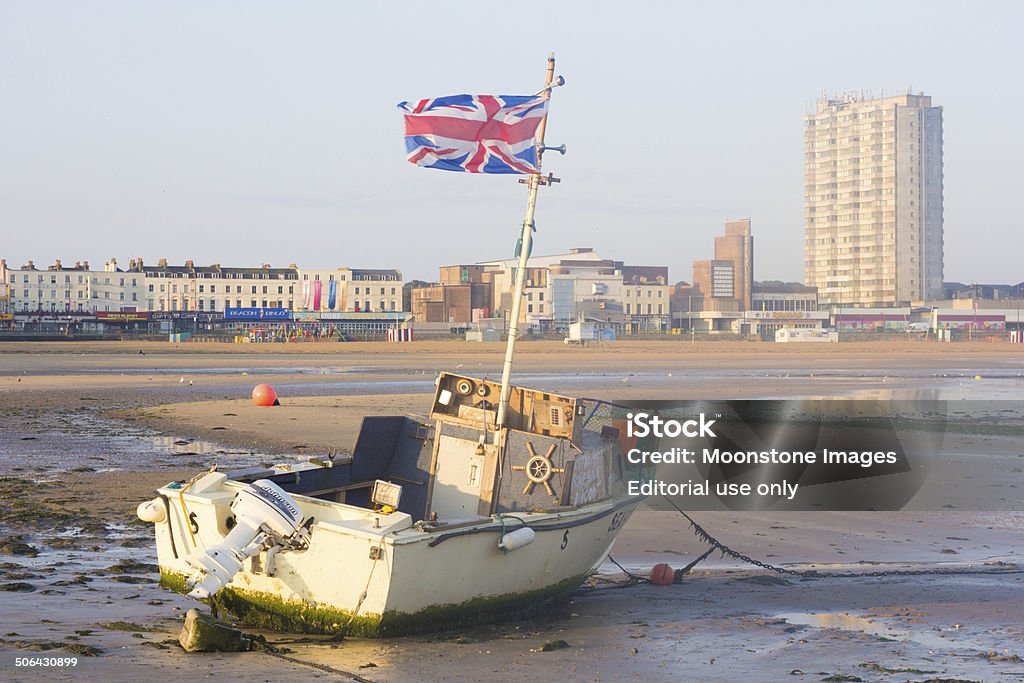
<box><xmin>1</xmin><ymin>340</ymin><xmax>1023</xmax><ymax>681</ymax></box>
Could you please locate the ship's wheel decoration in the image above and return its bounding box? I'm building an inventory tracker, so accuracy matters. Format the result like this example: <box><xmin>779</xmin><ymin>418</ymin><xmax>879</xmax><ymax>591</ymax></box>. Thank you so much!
<box><xmin>512</xmin><ymin>442</ymin><xmax>564</xmax><ymax>497</ymax></box>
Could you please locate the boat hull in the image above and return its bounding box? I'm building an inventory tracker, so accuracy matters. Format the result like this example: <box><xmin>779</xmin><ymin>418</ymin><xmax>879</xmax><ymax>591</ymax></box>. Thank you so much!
<box><xmin>154</xmin><ymin>486</ymin><xmax>639</xmax><ymax>637</ymax></box>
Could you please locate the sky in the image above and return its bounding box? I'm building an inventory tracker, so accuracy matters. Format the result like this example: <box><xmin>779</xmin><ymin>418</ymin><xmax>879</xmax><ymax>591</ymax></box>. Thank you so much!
<box><xmin>1</xmin><ymin>1</ymin><xmax>1022</xmax><ymax>285</ymax></box>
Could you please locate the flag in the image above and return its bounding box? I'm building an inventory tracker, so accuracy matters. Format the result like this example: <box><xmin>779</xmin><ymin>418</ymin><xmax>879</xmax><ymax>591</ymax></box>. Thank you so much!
<box><xmin>398</xmin><ymin>94</ymin><xmax>548</xmax><ymax>174</ymax></box>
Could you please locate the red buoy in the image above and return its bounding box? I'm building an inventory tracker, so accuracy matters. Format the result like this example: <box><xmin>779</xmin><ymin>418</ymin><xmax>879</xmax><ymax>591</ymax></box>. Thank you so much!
<box><xmin>650</xmin><ymin>562</ymin><xmax>674</xmax><ymax>586</ymax></box>
<box><xmin>252</xmin><ymin>384</ymin><xmax>279</xmax><ymax>407</ymax></box>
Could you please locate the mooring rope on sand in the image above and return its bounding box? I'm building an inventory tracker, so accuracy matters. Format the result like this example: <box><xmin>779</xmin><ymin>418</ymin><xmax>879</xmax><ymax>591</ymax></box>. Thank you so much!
<box><xmin>662</xmin><ymin>495</ymin><xmax>1024</xmax><ymax>580</ymax></box>
<box><xmin>259</xmin><ymin>650</ymin><xmax>376</xmax><ymax>682</ymax></box>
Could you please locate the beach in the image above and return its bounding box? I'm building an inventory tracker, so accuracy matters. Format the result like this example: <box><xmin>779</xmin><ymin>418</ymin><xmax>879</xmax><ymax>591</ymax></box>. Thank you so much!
<box><xmin>1</xmin><ymin>340</ymin><xmax>1023</xmax><ymax>681</ymax></box>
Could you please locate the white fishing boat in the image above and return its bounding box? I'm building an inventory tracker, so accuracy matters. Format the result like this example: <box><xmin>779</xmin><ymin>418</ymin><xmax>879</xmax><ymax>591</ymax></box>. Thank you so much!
<box><xmin>138</xmin><ymin>55</ymin><xmax>645</xmax><ymax>636</ymax></box>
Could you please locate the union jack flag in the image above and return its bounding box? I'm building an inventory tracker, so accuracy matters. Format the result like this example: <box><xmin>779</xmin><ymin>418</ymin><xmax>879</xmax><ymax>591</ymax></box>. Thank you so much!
<box><xmin>398</xmin><ymin>94</ymin><xmax>548</xmax><ymax>174</ymax></box>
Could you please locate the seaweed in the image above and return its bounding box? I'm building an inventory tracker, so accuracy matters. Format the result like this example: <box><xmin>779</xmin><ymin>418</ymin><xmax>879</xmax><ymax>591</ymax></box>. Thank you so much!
<box><xmin>159</xmin><ymin>568</ymin><xmax>591</xmax><ymax>638</ymax></box>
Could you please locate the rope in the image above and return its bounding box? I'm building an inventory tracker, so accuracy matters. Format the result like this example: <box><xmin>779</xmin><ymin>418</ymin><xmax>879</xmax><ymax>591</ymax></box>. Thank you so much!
<box><xmin>178</xmin><ymin>466</ymin><xmax>217</xmax><ymax>549</ymax></box>
<box><xmin>260</xmin><ymin>650</ymin><xmax>376</xmax><ymax>682</ymax></box>
<box><xmin>662</xmin><ymin>495</ymin><xmax>1024</xmax><ymax>580</ymax></box>
<box><xmin>330</xmin><ymin>537</ymin><xmax>386</xmax><ymax>640</ymax></box>
<box><xmin>607</xmin><ymin>554</ymin><xmax>648</xmax><ymax>584</ymax></box>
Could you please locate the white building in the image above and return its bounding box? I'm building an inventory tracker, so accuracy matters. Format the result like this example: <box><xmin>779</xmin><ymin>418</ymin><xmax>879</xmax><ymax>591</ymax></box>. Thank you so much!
<box><xmin>478</xmin><ymin>248</ymin><xmax>669</xmax><ymax>330</ymax></box>
<box><xmin>288</xmin><ymin>268</ymin><xmax>403</xmax><ymax>314</ymax></box>
<box><xmin>5</xmin><ymin>258</ymin><xmax>142</xmax><ymax>313</ymax></box>
<box><xmin>136</xmin><ymin>259</ymin><xmax>299</xmax><ymax>313</ymax></box>
<box><xmin>343</xmin><ymin>269</ymin><xmax>404</xmax><ymax>314</ymax></box>
<box><xmin>1</xmin><ymin>257</ymin><xmax>407</xmax><ymax>317</ymax></box>
<box><xmin>804</xmin><ymin>93</ymin><xmax>944</xmax><ymax>307</ymax></box>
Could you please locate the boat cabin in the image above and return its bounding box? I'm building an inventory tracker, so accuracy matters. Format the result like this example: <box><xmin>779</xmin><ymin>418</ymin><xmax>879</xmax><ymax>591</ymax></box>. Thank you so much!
<box><xmin>231</xmin><ymin>372</ymin><xmax>626</xmax><ymax>524</ymax></box>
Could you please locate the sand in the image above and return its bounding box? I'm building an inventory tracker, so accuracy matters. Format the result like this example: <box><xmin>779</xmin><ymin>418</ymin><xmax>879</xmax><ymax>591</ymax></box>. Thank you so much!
<box><xmin>1</xmin><ymin>340</ymin><xmax>1023</xmax><ymax>681</ymax></box>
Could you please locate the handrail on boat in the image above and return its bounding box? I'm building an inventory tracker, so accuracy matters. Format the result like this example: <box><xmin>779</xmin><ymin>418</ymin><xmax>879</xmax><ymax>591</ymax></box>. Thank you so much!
<box><xmin>426</xmin><ymin>498</ymin><xmax>636</xmax><ymax>547</ymax></box>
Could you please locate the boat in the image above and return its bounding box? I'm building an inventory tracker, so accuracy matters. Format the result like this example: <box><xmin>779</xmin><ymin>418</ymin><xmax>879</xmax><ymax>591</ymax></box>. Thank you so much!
<box><xmin>137</xmin><ymin>55</ymin><xmax>646</xmax><ymax>637</ymax></box>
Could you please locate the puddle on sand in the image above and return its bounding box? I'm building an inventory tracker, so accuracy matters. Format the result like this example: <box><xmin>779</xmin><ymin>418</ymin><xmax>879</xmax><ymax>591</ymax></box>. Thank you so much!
<box><xmin>776</xmin><ymin>611</ymin><xmax>984</xmax><ymax>652</ymax></box>
<box><xmin>0</xmin><ymin>411</ymin><xmax>302</xmax><ymax>475</ymax></box>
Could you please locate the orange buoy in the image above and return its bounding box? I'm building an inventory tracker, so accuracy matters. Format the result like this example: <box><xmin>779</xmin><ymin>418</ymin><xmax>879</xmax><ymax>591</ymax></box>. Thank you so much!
<box><xmin>252</xmin><ymin>384</ymin><xmax>279</xmax><ymax>407</ymax></box>
<box><xmin>650</xmin><ymin>562</ymin><xmax>674</xmax><ymax>586</ymax></box>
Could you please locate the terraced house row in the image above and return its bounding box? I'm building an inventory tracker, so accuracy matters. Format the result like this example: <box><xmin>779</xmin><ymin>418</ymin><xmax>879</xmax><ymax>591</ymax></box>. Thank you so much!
<box><xmin>0</xmin><ymin>258</ymin><xmax>404</xmax><ymax>315</ymax></box>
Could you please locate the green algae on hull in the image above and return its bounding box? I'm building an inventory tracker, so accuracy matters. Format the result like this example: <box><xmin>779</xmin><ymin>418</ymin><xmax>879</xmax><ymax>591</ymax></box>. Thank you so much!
<box><xmin>160</xmin><ymin>568</ymin><xmax>590</xmax><ymax>637</ymax></box>
<box><xmin>214</xmin><ymin>586</ymin><xmax>383</xmax><ymax>637</ymax></box>
<box><xmin>374</xmin><ymin>572</ymin><xmax>591</xmax><ymax>637</ymax></box>
<box><xmin>160</xmin><ymin>568</ymin><xmax>381</xmax><ymax>636</ymax></box>
<box><xmin>159</xmin><ymin>569</ymin><xmax>189</xmax><ymax>594</ymax></box>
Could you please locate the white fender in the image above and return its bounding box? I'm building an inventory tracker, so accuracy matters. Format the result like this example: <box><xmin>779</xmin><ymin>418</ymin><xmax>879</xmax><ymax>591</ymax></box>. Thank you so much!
<box><xmin>498</xmin><ymin>527</ymin><xmax>536</xmax><ymax>554</ymax></box>
<box><xmin>137</xmin><ymin>498</ymin><xmax>166</xmax><ymax>523</ymax></box>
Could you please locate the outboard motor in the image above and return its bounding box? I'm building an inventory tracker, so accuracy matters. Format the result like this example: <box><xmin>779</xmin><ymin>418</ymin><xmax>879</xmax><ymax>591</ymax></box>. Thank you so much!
<box><xmin>184</xmin><ymin>479</ymin><xmax>307</xmax><ymax>600</ymax></box>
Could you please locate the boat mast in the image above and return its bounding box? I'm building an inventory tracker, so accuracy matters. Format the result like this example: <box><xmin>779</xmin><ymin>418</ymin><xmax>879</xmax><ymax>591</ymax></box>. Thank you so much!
<box><xmin>495</xmin><ymin>54</ymin><xmax>561</xmax><ymax>430</ymax></box>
